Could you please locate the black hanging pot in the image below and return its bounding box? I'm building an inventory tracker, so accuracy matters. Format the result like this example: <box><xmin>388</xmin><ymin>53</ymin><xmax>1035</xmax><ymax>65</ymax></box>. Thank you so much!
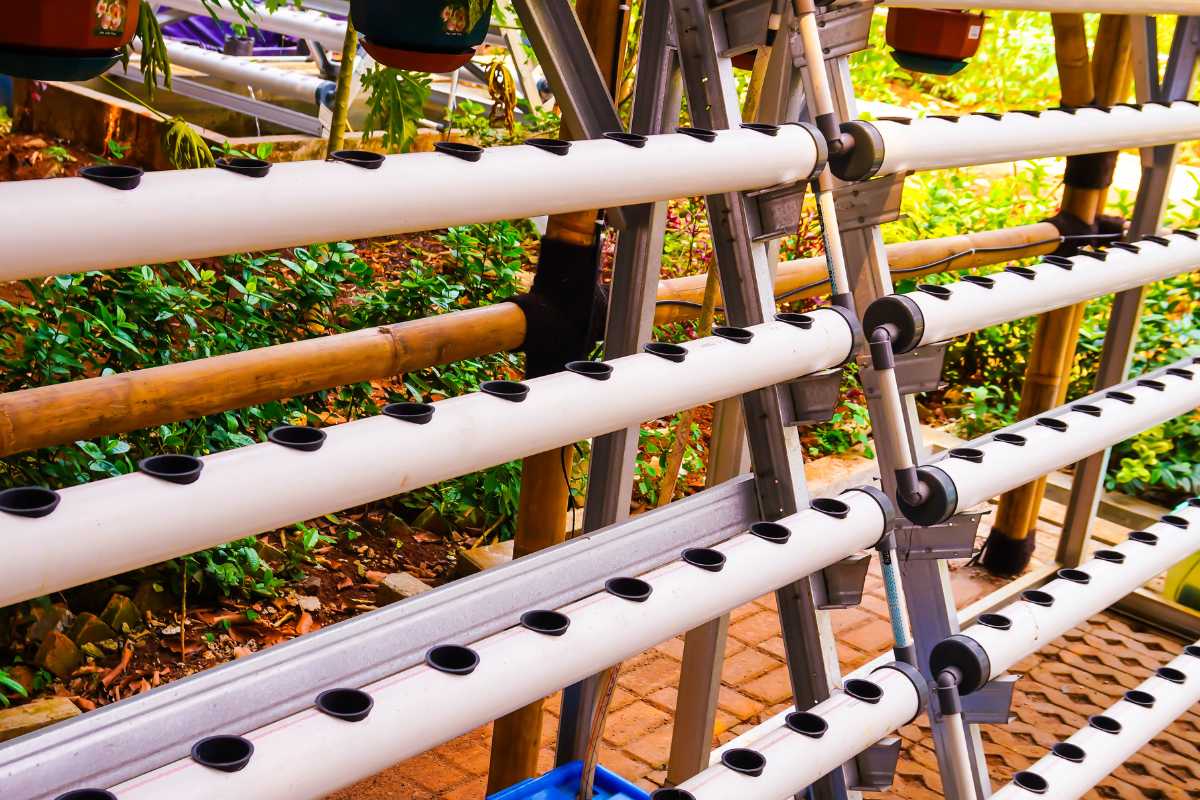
<box><xmin>0</xmin><ymin>0</ymin><xmax>140</xmax><ymax>81</ymax></box>
<box><xmin>351</xmin><ymin>0</ymin><xmax>494</xmax><ymax>73</ymax></box>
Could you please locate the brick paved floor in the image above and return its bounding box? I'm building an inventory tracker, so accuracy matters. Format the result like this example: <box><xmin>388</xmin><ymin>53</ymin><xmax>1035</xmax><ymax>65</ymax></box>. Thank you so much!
<box><xmin>328</xmin><ymin>502</ymin><xmax>1199</xmax><ymax>800</ymax></box>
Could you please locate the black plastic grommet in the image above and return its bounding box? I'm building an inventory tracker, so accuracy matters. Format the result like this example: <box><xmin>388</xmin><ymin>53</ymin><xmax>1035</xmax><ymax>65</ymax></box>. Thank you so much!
<box><xmin>0</xmin><ymin>486</ymin><xmax>61</xmax><ymax>518</ymax></box>
<box><xmin>1013</xmin><ymin>109</ymin><xmax>1042</xmax><ymax>117</ymax></box>
<box><xmin>811</xmin><ymin>497</ymin><xmax>850</xmax><ymax>519</ymax></box>
<box><xmin>566</xmin><ymin>360</ymin><xmax>613</xmax><ymax>380</ymax></box>
<box><xmin>962</xmin><ymin>275</ymin><xmax>995</xmax><ymax>288</ymax></box>
<box><xmin>481</xmin><ymin>380</ymin><xmax>530</xmax><ymax>402</ymax></box>
<box><xmin>328</xmin><ymin>149</ymin><xmax>385</xmax><ymax>169</ymax></box>
<box><xmin>1005</xmin><ymin>266</ymin><xmax>1037</xmax><ymax>280</ymax></box>
<box><xmin>1036</xmin><ymin>417</ymin><xmax>1068</xmax><ymax>432</ymax></box>
<box><xmin>315</xmin><ymin>688</ymin><xmax>374</xmax><ymax>722</ymax></box>
<box><xmin>1106</xmin><ymin>390</ymin><xmax>1136</xmax><ymax>404</ymax></box>
<box><xmin>80</xmin><ymin>164</ymin><xmax>143</xmax><ymax>190</ymax></box>
<box><xmin>978</xmin><ymin>613</ymin><xmax>1013</xmax><ymax>631</ymax></box>
<box><xmin>713</xmin><ymin>326</ymin><xmax>754</xmax><ymax>344</ymax></box>
<box><xmin>650</xmin><ymin>790</ymin><xmax>697</xmax><ymax>800</ymax></box>
<box><xmin>1052</xmin><ymin>742</ymin><xmax>1086</xmax><ymax>763</ymax></box>
<box><xmin>844</xmin><ymin>678</ymin><xmax>883</xmax><ymax>704</ymax></box>
<box><xmin>216</xmin><ymin>156</ymin><xmax>271</xmax><ymax>178</ymax></box>
<box><xmin>1129</xmin><ymin>531</ymin><xmax>1159</xmax><ymax>546</ymax></box>
<box><xmin>775</xmin><ymin>312</ymin><xmax>814</xmax><ymax>329</ymax></box>
<box><xmin>1022</xmin><ymin>589</ymin><xmax>1055</xmax><ymax>607</ymax></box>
<box><xmin>1157</xmin><ymin>666</ymin><xmax>1187</xmax><ymax>684</ymax></box>
<box><xmin>1160</xmin><ymin>514</ymin><xmax>1190</xmax><ymax>529</ymax></box>
<box><xmin>1143</xmin><ymin>235</ymin><xmax>1171</xmax><ymax>246</ymax></box>
<box><xmin>1012</xmin><ymin>771</ymin><xmax>1049</xmax><ymax>795</ymax></box>
<box><xmin>1137</xmin><ymin>378</ymin><xmax>1166</xmax><ymax>391</ymax></box>
<box><xmin>644</xmin><ymin>342</ymin><xmax>687</xmax><ymax>362</ymax></box>
<box><xmin>54</xmin><ymin>791</ymin><xmax>117</xmax><ymax>800</ymax></box>
<box><xmin>267</xmin><ymin>425</ymin><xmax>326</xmax><ymax>452</ymax></box>
<box><xmin>677</xmin><ymin>126</ymin><xmax>717</xmax><ymax>142</ymax></box>
<box><xmin>1176</xmin><ymin>229</ymin><xmax>1200</xmax><ymax>239</ymax></box>
<box><xmin>425</xmin><ymin>644</ymin><xmax>480</xmax><ymax>675</ymax></box>
<box><xmin>1107</xmin><ymin>242</ymin><xmax>1140</xmax><ymax>253</ymax></box>
<box><xmin>750</xmin><ymin>521</ymin><xmax>791</xmax><ymax>544</ymax></box>
<box><xmin>917</xmin><ymin>284</ymin><xmax>952</xmax><ymax>300</ymax></box>
<box><xmin>603</xmin><ymin>131</ymin><xmax>647</xmax><ymax>148</ymax></box>
<box><xmin>1057</xmin><ymin>568</ymin><xmax>1091</xmax><ymax>584</ymax></box>
<box><xmin>383</xmin><ymin>401</ymin><xmax>436</xmax><ymax>424</ymax></box>
<box><xmin>1095</xmin><ymin>549</ymin><xmax>1126</xmax><ymax>564</ymax></box>
<box><xmin>1088</xmin><ymin>714</ymin><xmax>1122</xmax><ymax>734</ymax></box>
<box><xmin>526</xmin><ymin>137</ymin><xmax>572</xmax><ymax>155</ymax></box>
<box><xmin>740</xmin><ymin>122</ymin><xmax>779</xmax><ymax>136</ymax></box>
<box><xmin>605</xmin><ymin>576</ymin><xmax>653</xmax><ymax>602</ymax></box>
<box><xmin>995</xmin><ymin>432</ymin><xmax>1026</xmax><ymax>446</ymax></box>
<box><xmin>1071</xmin><ymin>404</ymin><xmax>1103</xmax><ymax>418</ymax></box>
<box><xmin>138</xmin><ymin>454</ymin><xmax>204</xmax><ymax>485</ymax></box>
<box><xmin>1124</xmin><ymin>689</ymin><xmax>1156</xmax><ymax>708</ymax></box>
<box><xmin>1043</xmin><ymin>255</ymin><xmax>1074</xmax><ymax>270</ymax></box>
<box><xmin>1077</xmin><ymin>249</ymin><xmax>1107</xmax><ymax>261</ymax></box>
<box><xmin>1167</xmin><ymin>368</ymin><xmax>1195</xmax><ymax>380</ymax></box>
<box><xmin>1185</xmin><ymin>645</ymin><xmax>1200</xmax><ymax>658</ymax></box>
<box><xmin>949</xmin><ymin>447</ymin><xmax>984</xmax><ymax>463</ymax></box>
<box><xmin>520</xmin><ymin>609</ymin><xmax>571</xmax><ymax>637</ymax></box>
<box><xmin>720</xmin><ymin>748</ymin><xmax>766</xmax><ymax>776</ymax></box>
<box><xmin>191</xmin><ymin>735</ymin><xmax>254</xmax><ymax>772</ymax></box>
<box><xmin>434</xmin><ymin>141</ymin><xmax>484</xmax><ymax>162</ymax></box>
<box><xmin>682</xmin><ymin>547</ymin><xmax>726</xmax><ymax>573</ymax></box>
<box><xmin>785</xmin><ymin>710</ymin><xmax>828</xmax><ymax>738</ymax></box>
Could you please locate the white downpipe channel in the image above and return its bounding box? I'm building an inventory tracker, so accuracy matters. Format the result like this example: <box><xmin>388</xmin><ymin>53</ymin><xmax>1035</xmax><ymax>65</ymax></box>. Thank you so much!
<box><xmin>958</xmin><ymin>503</ymin><xmax>1200</xmax><ymax>685</ymax></box>
<box><xmin>0</xmin><ymin>126</ymin><xmax>822</xmax><ymax>280</ymax></box>
<box><xmin>889</xmin><ymin>232</ymin><xmax>1200</xmax><ymax>352</ymax></box>
<box><xmin>158</xmin><ymin>0</ymin><xmax>349</xmax><ymax>51</ymax></box>
<box><xmin>134</xmin><ymin>39</ymin><xmax>332</xmax><ymax>104</ymax></box>
<box><xmin>989</xmin><ymin>642</ymin><xmax>1200</xmax><ymax>800</ymax></box>
<box><xmin>0</xmin><ymin>315</ymin><xmax>855</xmax><ymax>607</ymax></box>
<box><xmin>930</xmin><ymin>360</ymin><xmax>1200</xmax><ymax>516</ymax></box>
<box><xmin>106</xmin><ymin>491</ymin><xmax>890</xmax><ymax>800</ymax></box>
<box><xmin>673</xmin><ymin>665</ymin><xmax>921</xmax><ymax>800</ymax></box>
<box><xmin>869</xmin><ymin>103</ymin><xmax>1200</xmax><ymax>177</ymax></box>
<box><xmin>884</xmin><ymin>0</ymin><xmax>1200</xmax><ymax>12</ymax></box>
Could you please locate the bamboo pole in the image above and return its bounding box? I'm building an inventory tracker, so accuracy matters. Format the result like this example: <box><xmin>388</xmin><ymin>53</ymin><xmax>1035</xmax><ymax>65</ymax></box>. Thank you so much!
<box><xmin>987</xmin><ymin>15</ymin><xmax>1132</xmax><ymax>576</ymax></box>
<box><xmin>325</xmin><ymin>19</ymin><xmax>358</xmax><ymax>155</ymax></box>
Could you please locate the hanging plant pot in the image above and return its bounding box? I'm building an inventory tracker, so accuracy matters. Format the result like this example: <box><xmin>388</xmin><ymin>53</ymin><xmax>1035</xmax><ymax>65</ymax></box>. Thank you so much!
<box><xmin>885</xmin><ymin>8</ymin><xmax>985</xmax><ymax>76</ymax></box>
<box><xmin>0</xmin><ymin>0</ymin><xmax>140</xmax><ymax>81</ymax></box>
<box><xmin>351</xmin><ymin>0</ymin><xmax>494</xmax><ymax>73</ymax></box>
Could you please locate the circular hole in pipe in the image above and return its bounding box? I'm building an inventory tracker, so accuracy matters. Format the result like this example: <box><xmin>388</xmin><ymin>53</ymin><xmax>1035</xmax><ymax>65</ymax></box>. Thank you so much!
<box><xmin>433</xmin><ymin>141</ymin><xmax>484</xmax><ymax>162</ymax></box>
<box><xmin>774</xmin><ymin>312</ymin><xmax>813</xmax><ymax>329</ymax></box>
<box><xmin>1106</xmin><ymin>390</ymin><xmax>1136</xmax><ymax>404</ymax></box>
<box><xmin>1036</xmin><ymin>417</ymin><xmax>1068</xmax><ymax>432</ymax></box>
<box><xmin>425</xmin><ymin>644</ymin><xmax>480</xmax><ymax>675</ymax></box>
<box><xmin>565</xmin><ymin>360</ymin><xmax>613</xmax><ymax>380</ymax></box>
<box><xmin>995</xmin><ymin>432</ymin><xmax>1026</xmax><ymax>446</ymax></box>
<box><xmin>1057</xmin><ymin>568</ymin><xmax>1091</xmax><ymax>584</ymax></box>
<box><xmin>191</xmin><ymin>735</ymin><xmax>254</xmax><ymax>772</ymax></box>
<box><xmin>643</xmin><ymin>342</ymin><xmax>687</xmax><ymax>363</ymax></box>
<box><xmin>750</xmin><ymin>521</ymin><xmax>791</xmax><ymax>544</ymax></box>
<box><xmin>80</xmin><ymin>164</ymin><xmax>143</xmax><ymax>190</ymax></box>
<box><xmin>1185</xmin><ymin>645</ymin><xmax>1200</xmax><ymax>658</ymax></box>
<box><xmin>1022</xmin><ymin>589</ymin><xmax>1054</xmax><ymax>607</ymax></box>
<box><xmin>650</xmin><ymin>790</ymin><xmax>697</xmax><ymax>800</ymax></box>
<box><xmin>1191</xmin><ymin>498</ymin><xmax>1200</xmax><ymax>508</ymax></box>
<box><xmin>682</xmin><ymin>547</ymin><xmax>726</xmax><ymax>573</ymax></box>
<box><xmin>962</xmin><ymin>275</ymin><xmax>995</xmax><ymax>288</ymax></box>
<box><xmin>843</xmin><ymin>678</ymin><xmax>883</xmax><ymax>704</ymax></box>
<box><xmin>1129</xmin><ymin>531</ymin><xmax>1159</xmax><ymax>546</ymax></box>
<box><xmin>1094</xmin><ymin>549</ymin><xmax>1126</xmax><ymax>564</ymax></box>
<box><xmin>740</xmin><ymin>122</ymin><xmax>779</xmax><ymax>136</ymax></box>
<box><xmin>480</xmin><ymin>380</ymin><xmax>530</xmax><ymax>402</ymax></box>
<box><xmin>520</xmin><ymin>609</ymin><xmax>570</xmax><ymax>637</ymax></box>
<box><xmin>605</xmin><ymin>576</ymin><xmax>653</xmax><ymax>603</ymax></box>
<box><xmin>1167</xmin><ymin>367</ymin><xmax>1195</xmax><ymax>380</ymax></box>
<box><xmin>917</xmin><ymin>284</ymin><xmax>952</xmax><ymax>300</ymax></box>
<box><xmin>720</xmin><ymin>748</ymin><xmax>766</xmax><ymax>777</ymax></box>
<box><xmin>216</xmin><ymin>156</ymin><xmax>271</xmax><ymax>178</ymax></box>
<box><xmin>382</xmin><ymin>401</ymin><xmax>436</xmax><ymax>424</ymax></box>
<box><xmin>525</xmin><ymin>137</ymin><xmax>571</xmax><ymax>155</ymax></box>
<box><xmin>267</xmin><ymin>425</ymin><xmax>326</xmax><ymax>452</ymax></box>
<box><xmin>1071</xmin><ymin>404</ymin><xmax>1103</xmax><ymax>418</ymax></box>
<box><xmin>1005</xmin><ymin>266</ymin><xmax>1037</xmax><ymax>280</ymax></box>
<box><xmin>1137</xmin><ymin>378</ymin><xmax>1166</xmax><ymax>391</ymax></box>
<box><xmin>1012</xmin><ymin>771</ymin><xmax>1049</xmax><ymax>795</ymax></box>
<box><xmin>811</xmin><ymin>497</ymin><xmax>850</xmax><ymax>519</ymax></box>
<box><xmin>978</xmin><ymin>613</ymin><xmax>1013</xmax><ymax>631</ymax></box>
<box><xmin>138</xmin><ymin>454</ymin><xmax>204</xmax><ymax>485</ymax></box>
<box><xmin>0</xmin><ymin>486</ymin><xmax>61</xmax><ymax>518</ymax></box>
<box><xmin>713</xmin><ymin>325</ymin><xmax>754</xmax><ymax>344</ymax></box>
<box><xmin>1157</xmin><ymin>666</ymin><xmax>1187</xmax><ymax>684</ymax></box>
<box><xmin>1088</xmin><ymin>714</ymin><xmax>1122</xmax><ymax>734</ymax></box>
<box><xmin>1176</xmin><ymin>229</ymin><xmax>1200</xmax><ymax>239</ymax></box>
<box><xmin>315</xmin><ymin>688</ymin><xmax>374</xmax><ymax>722</ymax></box>
<box><xmin>949</xmin><ymin>447</ymin><xmax>984</xmax><ymax>463</ymax></box>
<box><xmin>1052</xmin><ymin>742</ymin><xmax>1086</xmax><ymax>763</ymax></box>
<box><xmin>328</xmin><ymin>149</ymin><xmax>385</xmax><ymax>169</ymax></box>
<box><xmin>603</xmin><ymin>131</ymin><xmax>648</xmax><ymax>148</ymax></box>
<box><xmin>1124</xmin><ymin>689</ymin><xmax>1156</xmax><ymax>708</ymax></box>
<box><xmin>55</xmin><ymin>791</ymin><xmax>118</xmax><ymax>800</ymax></box>
<box><xmin>1160</xmin><ymin>514</ymin><xmax>1190</xmax><ymax>529</ymax></box>
<box><xmin>785</xmin><ymin>711</ymin><xmax>828</xmax><ymax>738</ymax></box>
<box><xmin>676</xmin><ymin>126</ymin><xmax>717</xmax><ymax>142</ymax></box>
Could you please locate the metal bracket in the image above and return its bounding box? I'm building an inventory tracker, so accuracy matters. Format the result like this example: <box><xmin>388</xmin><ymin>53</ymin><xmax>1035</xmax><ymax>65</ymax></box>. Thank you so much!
<box><xmin>707</xmin><ymin>0</ymin><xmax>777</xmax><ymax>56</ymax></box>
<box><xmin>778</xmin><ymin>368</ymin><xmax>843</xmax><ymax>426</ymax></box>
<box><xmin>745</xmin><ymin>180</ymin><xmax>810</xmax><ymax>241</ymax></box>
<box><xmin>846</xmin><ymin>737</ymin><xmax>902</xmax><ymax>792</ymax></box>
<box><xmin>862</xmin><ymin>341</ymin><xmax>949</xmax><ymax>398</ymax></box>
<box><xmin>959</xmin><ymin>674</ymin><xmax>1018</xmax><ymax>725</ymax></box>
<box><xmin>814</xmin><ymin>553</ymin><xmax>872</xmax><ymax>609</ymax></box>
<box><xmin>894</xmin><ymin>512</ymin><xmax>983</xmax><ymax>561</ymax></box>
<box><xmin>791</xmin><ymin>1</ymin><xmax>874</xmax><ymax>67</ymax></box>
<box><xmin>832</xmin><ymin>173</ymin><xmax>906</xmax><ymax>232</ymax></box>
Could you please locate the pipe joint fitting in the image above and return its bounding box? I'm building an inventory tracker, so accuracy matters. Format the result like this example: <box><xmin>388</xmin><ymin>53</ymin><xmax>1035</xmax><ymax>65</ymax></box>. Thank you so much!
<box><xmin>929</xmin><ymin>634</ymin><xmax>991</xmax><ymax>696</ymax></box>
<box><xmin>863</xmin><ymin>294</ymin><xmax>925</xmax><ymax>355</ymax></box>
<box><xmin>872</xmin><ymin>660</ymin><xmax>930</xmax><ymax>723</ymax></box>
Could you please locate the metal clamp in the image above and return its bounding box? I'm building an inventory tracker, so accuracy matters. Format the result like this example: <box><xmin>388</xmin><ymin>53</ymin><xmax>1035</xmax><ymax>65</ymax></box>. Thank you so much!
<box><xmin>862</xmin><ymin>341</ymin><xmax>949</xmax><ymax>398</ymax></box>
<box><xmin>777</xmin><ymin>367</ymin><xmax>843</xmax><ymax>426</ymax></box>
<box><xmin>832</xmin><ymin>173</ymin><xmax>906</xmax><ymax>232</ymax></box>
<box><xmin>958</xmin><ymin>674</ymin><xmax>1018</xmax><ymax>725</ymax></box>
<box><xmin>814</xmin><ymin>553</ymin><xmax>872</xmax><ymax>609</ymax></box>
<box><xmin>708</xmin><ymin>0</ymin><xmax>777</xmax><ymax>56</ymax></box>
<box><xmin>744</xmin><ymin>180</ymin><xmax>810</xmax><ymax>241</ymax></box>
<box><xmin>846</xmin><ymin>737</ymin><xmax>903</xmax><ymax>792</ymax></box>
<box><xmin>894</xmin><ymin>512</ymin><xmax>984</xmax><ymax>561</ymax></box>
<box><xmin>790</xmin><ymin>1</ymin><xmax>874</xmax><ymax>66</ymax></box>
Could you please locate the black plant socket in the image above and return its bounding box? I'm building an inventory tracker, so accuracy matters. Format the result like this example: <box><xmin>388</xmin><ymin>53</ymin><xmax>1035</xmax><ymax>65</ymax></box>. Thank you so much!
<box><xmin>0</xmin><ymin>486</ymin><xmax>61</xmax><ymax>518</ymax></box>
<box><xmin>55</xmin><ymin>791</ymin><xmax>118</xmax><ymax>800</ymax></box>
<box><xmin>138</xmin><ymin>454</ymin><xmax>204</xmax><ymax>485</ymax></box>
<box><xmin>1129</xmin><ymin>531</ymin><xmax>1159</xmax><ymax>546</ymax></box>
<box><xmin>785</xmin><ymin>710</ymin><xmax>828</xmax><ymax>738</ymax></box>
<box><xmin>1176</xmin><ymin>229</ymin><xmax>1200</xmax><ymax>239</ymax></box>
<box><xmin>525</xmin><ymin>137</ymin><xmax>571</xmax><ymax>155</ymax></box>
<box><xmin>605</xmin><ymin>576</ymin><xmax>653</xmax><ymax>603</ymax></box>
<box><xmin>1022</xmin><ymin>589</ymin><xmax>1054</xmax><ymax>607</ymax></box>
<box><xmin>740</xmin><ymin>122</ymin><xmax>779</xmax><ymax>136</ymax></box>
<box><xmin>80</xmin><ymin>164</ymin><xmax>143</xmax><ymax>190</ymax></box>
<box><xmin>978</xmin><ymin>613</ymin><xmax>1012</xmax><ymax>631</ymax></box>
<box><xmin>603</xmin><ymin>131</ymin><xmax>647</xmax><ymax>148</ymax></box>
<box><xmin>1088</xmin><ymin>714</ymin><xmax>1122</xmax><ymax>734</ymax></box>
<box><xmin>1071</xmin><ymin>404</ymin><xmax>1103</xmax><ymax>418</ymax></box>
<box><xmin>328</xmin><ymin>149</ymin><xmax>385</xmax><ymax>169</ymax></box>
<box><xmin>1143</xmin><ymin>235</ymin><xmax>1171</xmax><ymax>246</ymax></box>
<box><xmin>481</xmin><ymin>380</ymin><xmax>530</xmax><ymax>402</ymax></box>
<box><xmin>1106</xmin><ymin>390</ymin><xmax>1136</xmax><ymax>404</ymax></box>
<box><xmin>844</xmin><ymin>678</ymin><xmax>883</xmax><ymax>704</ymax></box>
<box><xmin>520</xmin><ymin>609</ymin><xmax>571</xmax><ymax>637</ymax></box>
<box><xmin>1160</xmin><ymin>514</ymin><xmax>1190</xmax><ymax>529</ymax></box>
<box><xmin>811</xmin><ymin>497</ymin><xmax>850</xmax><ymax>519</ymax></box>
<box><xmin>191</xmin><ymin>735</ymin><xmax>254</xmax><ymax>772</ymax></box>
<box><xmin>1012</xmin><ymin>771</ymin><xmax>1049</xmax><ymax>795</ymax></box>
<box><xmin>434</xmin><ymin>141</ymin><xmax>484</xmax><ymax>162</ymax></box>
<box><xmin>917</xmin><ymin>284</ymin><xmax>952</xmax><ymax>300</ymax></box>
<box><xmin>775</xmin><ymin>312</ymin><xmax>814</xmax><ymax>329</ymax></box>
<box><xmin>676</xmin><ymin>126</ymin><xmax>717</xmax><ymax>142</ymax></box>
<box><xmin>1077</xmin><ymin>249</ymin><xmax>1107</xmax><ymax>261</ymax></box>
<box><xmin>682</xmin><ymin>547</ymin><xmax>726</xmax><ymax>573</ymax></box>
<box><xmin>650</xmin><ymin>790</ymin><xmax>697</xmax><ymax>800</ymax></box>
<box><xmin>1036</xmin><ymin>417</ymin><xmax>1068</xmax><ymax>432</ymax></box>
<box><xmin>1185</xmin><ymin>645</ymin><xmax>1200</xmax><ymax>658</ymax></box>
<box><xmin>315</xmin><ymin>687</ymin><xmax>374</xmax><ymax>722</ymax></box>
<box><xmin>643</xmin><ymin>342</ymin><xmax>687</xmax><ymax>363</ymax></box>
<box><xmin>949</xmin><ymin>447</ymin><xmax>984</xmax><ymax>463</ymax></box>
<box><xmin>1157</xmin><ymin>666</ymin><xmax>1187</xmax><ymax>684</ymax></box>
<box><xmin>425</xmin><ymin>644</ymin><xmax>480</xmax><ymax>675</ymax></box>
<box><xmin>720</xmin><ymin>748</ymin><xmax>766</xmax><ymax>777</ymax></box>
<box><xmin>750</xmin><ymin>521</ymin><xmax>791</xmax><ymax>544</ymax></box>
<box><xmin>995</xmin><ymin>432</ymin><xmax>1026</xmax><ymax>446</ymax></box>
<box><xmin>962</xmin><ymin>275</ymin><xmax>995</xmax><ymax>288</ymax></box>
<box><xmin>1137</xmin><ymin>378</ymin><xmax>1166</xmax><ymax>391</ymax></box>
<box><xmin>1005</xmin><ymin>266</ymin><xmax>1037</xmax><ymax>280</ymax></box>
<box><xmin>1051</xmin><ymin>742</ymin><xmax>1086</xmax><ymax>763</ymax></box>
<box><xmin>1167</xmin><ymin>368</ymin><xmax>1195</xmax><ymax>380</ymax></box>
<box><xmin>1094</xmin><ymin>549</ymin><xmax>1126</xmax><ymax>564</ymax></box>
<box><xmin>1107</xmin><ymin>242</ymin><xmax>1140</xmax><ymax>253</ymax></box>
<box><xmin>216</xmin><ymin>156</ymin><xmax>271</xmax><ymax>178</ymax></box>
<box><xmin>1124</xmin><ymin>689</ymin><xmax>1156</xmax><ymax>708</ymax></box>
<box><xmin>565</xmin><ymin>360</ymin><xmax>613</xmax><ymax>381</ymax></box>
<box><xmin>267</xmin><ymin>425</ymin><xmax>326</xmax><ymax>452</ymax></box>
<box><xmin>1057</xmin><ymin>568</ymin><xmax>1091</xmax><ymax>585</ymax></box>
<box><xmin>1042</xmin><ymin>255</ymin><xmax>1074</xmax><ymax>270</ymax></box>
<box><xmin>713</xmin><ymin>325</ymin><xmax>754</xmax><ymax>344</ymax></box>
<box><xmin>383</xmin><ymin>401</ymin><xmax>436</xmax><ymax>424</ymax></box>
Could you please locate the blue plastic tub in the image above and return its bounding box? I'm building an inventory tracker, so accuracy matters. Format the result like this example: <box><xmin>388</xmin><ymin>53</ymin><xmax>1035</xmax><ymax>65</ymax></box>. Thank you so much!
<box><xmin>488</xmin><ymin>760</ymin><xmax>649</xmax><ymax>800</ymax></box>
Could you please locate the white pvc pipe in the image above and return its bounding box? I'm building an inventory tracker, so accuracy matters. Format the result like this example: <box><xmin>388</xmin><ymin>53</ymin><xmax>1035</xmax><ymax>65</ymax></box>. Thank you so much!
<box><xmin>990</xmin><ymin>641</ymin><xmax>1200</xmax><ymax>800</ymax></box>
<box><xmin>135</xmin><ymin>38</ymin><xmax>332</xmax><ymax>104</ymax></box>
<box><xmin>884</xmin><ymin>231</ymin><xmax>1200</xmax><ymax>352</ymax></box>
<box><xmin>884</xmin><ymin>0</ymin><xmax>1200</xmax><ymax>12</ymax></box>
<box><xmin>0</xmin><ymin>315</ymin><xmax>855</xmax><ymax>607</ymax></box>
<box><xmin>958</xmin><ymin>503</ymin><xmax>1200</xmax><ymax>686</ymax></box>
<box><xmin>865</xmin><ymin>103</ymin><xmax>1200</xmax><ymax>178</ymax></box>
<box><xmin>930</xmin><ymin>360</ymin><xmax>1200</xmax><ymax>516</ymax></box>
<box><xmin>160</xmin><ymin>0</ymin><xmax>349</xmax><ymax>51</ymax></box>
<box><xmin>106</xmin><ymin>490</ymin><xmax>890</xmax><ymax>800</ymax></box>
<box><xmin>674</xmin><ymin>665</ymin><xmax>921</xmax><ymax>800</ymax></box>
<box><xmin>0</xmin><ymin>125</ymin><xmax>822</xmax><ymax>280</ymax></box>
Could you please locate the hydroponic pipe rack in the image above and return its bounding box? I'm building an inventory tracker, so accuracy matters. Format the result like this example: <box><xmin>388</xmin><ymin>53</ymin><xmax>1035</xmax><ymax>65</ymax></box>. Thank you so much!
<box><xmin>989</xmin><ymin>641</ymin><xmax>1200</xmax><ymax>800</ymax></box>
<box><xmin>884</xmin><ymin>0</ymin><xmax>1200</xmax><ymax>12</ymax></box>
<box><xmin>157</xmin><ymin>0</ymin><xmax>349</xmax><ymax>51</ymax></box>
